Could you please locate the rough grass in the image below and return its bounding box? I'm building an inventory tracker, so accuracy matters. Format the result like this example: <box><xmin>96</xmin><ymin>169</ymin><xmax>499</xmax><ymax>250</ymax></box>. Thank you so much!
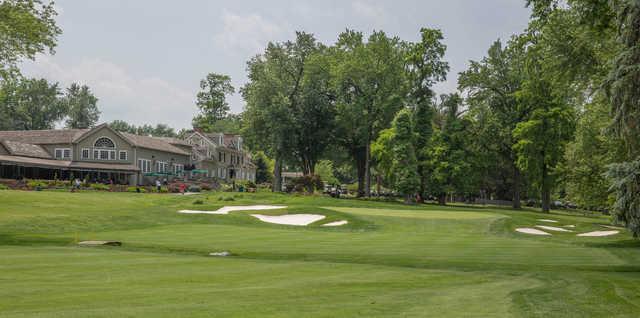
<box><xmin>1</xmin><ymin>190</ymin><xmax>640</xmax><ymax>317</ymax></box>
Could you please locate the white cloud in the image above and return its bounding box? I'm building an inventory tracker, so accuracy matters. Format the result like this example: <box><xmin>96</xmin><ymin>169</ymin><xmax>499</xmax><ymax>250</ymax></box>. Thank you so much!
<box><xmin>21</xmin><ymin>55</ymin><xmax>196</xmax><ymax>129</ymax></box>
<box><xmin>351</xmin><ymin>1</ymin><xmax>386</xmax><ymax>20</ymax></box>
<box><xmin>213</xmin><ymin>10</ymin><xmax>284</xmax><ymax>54</ymax></box>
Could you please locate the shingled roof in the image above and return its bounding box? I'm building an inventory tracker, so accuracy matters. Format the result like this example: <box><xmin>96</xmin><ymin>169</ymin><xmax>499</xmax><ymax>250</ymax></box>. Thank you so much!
<box><xmin>0</xmin><ymin>140</ymin><xmax>52</xmax><ymax>159</ymax></box>
<box><xmin>121</xmin><ymin>133</ymin><xmax>190</xmax><ymax>155</ymax></box>
<box><xmin>0</xmin><ymin>129</ymin><xmax>87</xmax><ymax>144</ymax></box>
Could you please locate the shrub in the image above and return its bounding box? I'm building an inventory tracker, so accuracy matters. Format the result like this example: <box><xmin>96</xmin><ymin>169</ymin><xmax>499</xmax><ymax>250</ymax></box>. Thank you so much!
<box><xmin>127</xmin><ymin>186</ymin><xmax>147</xmax><ymax>193</ymax></box>
<box><xmin>223</xmin><ymin>196</ymin><xmax>235</xmax><ymax>201</ymax></box>
<box><xmin>0</xmin><ymin>184</ymin><xmax>9</xmax><ymax>190</ymax></box>
<box><xmin>200</xmin><ymin>183</ymin><xmax>212</xmax><ymax>191</ymax></box>
<box><xmin>193</xmin><ymin>199</ymin><xmax>204</xmax><ymax>205</ymax></box>
<box><xmin>188</xmin><ymin>185</ymin><xmax>201</xmax><ymax>193</ymax></box>
<box><xmin>288</xmin><ymin>175</ymin><xmax>323</xmax><ymax>193</ymax></box>
<box><xmin>89</xmin><ymin>183</ymin><xmax>110</xmax><ymax>191</ymax></box>
<box><xmin>27</xmin><ymin>180</ymin><xmax>48</xmax><ymax>189</ymax></box>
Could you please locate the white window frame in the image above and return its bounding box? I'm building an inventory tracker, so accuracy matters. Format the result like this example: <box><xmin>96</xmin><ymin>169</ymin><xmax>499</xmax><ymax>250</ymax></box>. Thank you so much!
<box><xmin>93</xmin><ymin>149</ymin><xmax>100</xmax><ymax>160</ymax></box>
<box><xmin>138</xmin><ymin>159</ymin><xmax>151</xmax><ymax>173</ymax></box>
<box><xmin>174</xmin><ymin>164</ymin><xmax>184</xmax><ymax>174</ymax></box>
<box><xmin>81</xmin><ymin>148</ymin><xmax>90</xmax><ymax>159</ymax></box>
<box><xmin>156</xmin><ymin>161</ymin><xmax>168</xmax><ymax>173</ymax></box>
<box><xmin>119</xmin><ymin>150</ymin><xmax>128</xmax><ymax>161</ymax></box>
<box><xmin>93</xmin><ymin>136</ymin><xmax>116</xmax><ymax>148</ymax></box>
<box><xmin>54</xmin><ymin>148</ymin><xmax>71</xmax><ymax>160</ymax></box>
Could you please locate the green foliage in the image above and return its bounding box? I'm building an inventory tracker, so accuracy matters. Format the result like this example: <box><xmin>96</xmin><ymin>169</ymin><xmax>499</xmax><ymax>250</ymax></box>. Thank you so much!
<box><xmin>63</xmin><ymin>83</ymin><xmax>100</xmax><ymax>129</ymax></box>
<box><xmin>606</xmin><ymin>159</ymin><xmax>640</xmax><ymax>237</ymax></box>
<box><xmin>0</xmin><ymin>0</ymin><xmax>61</xmax><ymax>78</ymax></box>
<box><xmin>314</xmin><ymin>160</ymin><xmax>338</xmax><ymax>185</ymax></box>
<box><xmin>89</xmin><ymin>183</ymin><xmax>110</xmax><ymax>191</ymax></box>
<box><xmin>192</xmin><ymin>73</ymin><xmax>235</xmax><ymax>128</ymax></box>
<box><xmin>390</xmin><ymin>109</ymin><xmax>420</xmax><ymax>202</ymax></box>
<box><xmin>0</xmin><ymin>184</ymin><xmax>8</xmax><ymax>190</ymax></box>
<box><xmin>253</xmin><ymin>151</ymin><xmax>273</xmax><ymax>184</ymax></box>
<box><xmin>109</xmin><ymin>120</ymin><xmax>177</xmax><ymax>137</ymax></box>
<box><xmin>0</xmin><ymin>77</ymin><xmax>65</xmax><ymax>130</ymax></box>
<box><xmin>126</xmin><ymin>186</ymin><xmax>146</xmax><ymax>193</ymax></box>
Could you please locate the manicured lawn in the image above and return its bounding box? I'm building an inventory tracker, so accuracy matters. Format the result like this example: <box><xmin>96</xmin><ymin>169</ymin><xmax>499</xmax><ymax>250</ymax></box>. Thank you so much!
<box><xmin>1</xmin><ymin>190</ymin><xmax>639</xmax><ymax>317</ymax></box>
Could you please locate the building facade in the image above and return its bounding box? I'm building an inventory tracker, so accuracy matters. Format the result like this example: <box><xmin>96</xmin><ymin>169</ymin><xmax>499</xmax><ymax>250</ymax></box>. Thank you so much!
<box><xmin>184</xmin><ymin>131</ymin><xmax>256</xmax><ymax>183</ymax></box>
<box><xmin>0</xmin><ymin>124</ymin><xmax>255</xmax><ymax>185</ymax></box>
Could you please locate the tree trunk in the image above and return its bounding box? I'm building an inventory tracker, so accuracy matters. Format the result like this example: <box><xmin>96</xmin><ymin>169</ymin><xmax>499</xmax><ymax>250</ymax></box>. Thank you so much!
<box><xmin>438</xmin><ymin>193</ymin><xmax>446</xmax><ymax>205</ymax></box>
<box><xmin>364</xmin><ymin>140</ymin><xmax>371</xmax><ymax>197</ymax></box>
<box><xmin>541</xmin><ymin>164</ymin><xmax>550</xmax><ymax>213</ymax></box>
<box><xmin>272</xmin><ymin>157</ymin><xmax>282</xmax><ymax>192</ymax></box>
<box><xmin>417</xmin><ymin>166</ymin><xmax>425</xmax><ymax>203</ymax></box>
<box><xmin>355</xmin><ymin>148</ymin><xmax>366</xmax><ymax>197</ymax></box>
<box><xmin>376</xmin><ymin>174</ymin><xmax>381</xmax><ymax>196</ymax></box>
<box><xmin>512</xmin><ymin>167</ymin><xmax>522</xmax><ymax>209</ymax></box>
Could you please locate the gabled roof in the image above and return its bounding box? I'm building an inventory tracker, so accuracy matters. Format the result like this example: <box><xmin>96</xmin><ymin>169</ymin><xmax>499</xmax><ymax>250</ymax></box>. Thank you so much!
<box><xmin>121</xmin><ymin>133</ymin><xmax>190</xmax><ymax>155</ymax></box>
<box><xmin>0</xmin><ymin>140</ymin><xmax>52</xmax><ymax>159</ymax></box>
<box><xmin>0</xmin><ymin>129</ymin><xmax>87</xmax><ymax>144</ymax></box>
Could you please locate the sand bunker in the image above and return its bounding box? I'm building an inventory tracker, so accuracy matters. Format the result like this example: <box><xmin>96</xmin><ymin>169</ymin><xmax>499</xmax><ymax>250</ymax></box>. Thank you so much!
<box><xmin>178</xmin><ymin>205</ymin><xmax>287</xmax><ymax>215</ymax></box>
<box><xmin>601</xmin><ymin>225</ymin><xmax>624</xmax><ymax>230</ymax></box>
<box><xmin>322</xmin><ymin>220</ymin><xmax>348</xmax><ymax>227</ymax></box>
<box><xmin>251</xmin><ymin>214</ymin><xmax>325</xmax><ymax>226</ymax></box>
<box><xmin>535</xmin><ymin>225</ymin><xmax>573</xmax><ymax>232</ymax></box>
<box><xmin>577</xmin><ymin>230</ymin><xmax>619</xmax><ymax>237</ymax></box>
<box><xmin>538</xmin><ymin>219</ymin><xmax>558</xmax><ymax>223</ymax></box>
<box><xmin>564</xmin><ymin>225</ymin><xmax>576</xmax><ymax>228</ymax></box>
<box><xmin>516</xmin><ymin>228</ymin><xmax>552</xmax><ymax>236</ymax></box>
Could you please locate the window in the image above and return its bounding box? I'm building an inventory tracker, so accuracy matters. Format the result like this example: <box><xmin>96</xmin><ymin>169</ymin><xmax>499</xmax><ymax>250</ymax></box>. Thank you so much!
<box><xmin>156</xmin><ymin>161</ymin><xmax>168</xmax><ymax>173</ymax></box>
<box><xmin>54</xmin><ymin>148</ymin><xmax>71</xmax><ymax>160</ymax></box>
<box><xmin>174</xmin><ymin>164</ymin><xmax>184</xmax><ymax>174</ymax></box>
<box><xmin>82</xmin><ymin>148</ymin><xmax>90</xmax><ymax>159</ymax></box>
<box><xmin>218</xmin><ymin>152</ymin><xmax>222</xmax><ymax>162</ymax></box>
<box><xmin>119</xmin><ymin>150</ymin><xmax>128</xmax><ymax>161</ymax></box>
<box><xmin>138</xmin><ymin>159</ymin><xmax>151</xmax><ymax>173</ymax></box>
<box><xmin>93</xmin><ymin>149</ymin><xmax>99</xmax><ymax>160</ymax></box>
<box><xmin>94</xmin><ymin>137</ymin><xmax>115</xmax><ymax>148</ymax></box>
<box><xmin>109</xmin><ymin>150</ymin><xmax>116</xmax><ymax>160</ymax></box>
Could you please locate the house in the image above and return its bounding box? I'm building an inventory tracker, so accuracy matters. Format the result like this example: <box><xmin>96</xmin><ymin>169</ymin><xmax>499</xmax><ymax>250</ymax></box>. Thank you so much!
<box><xmin>0</xmin><ymin>123</ymin><xmax>255</xmax><ymax>186</ymax></box>
<box><xmin>184</xmin><ymin>131</ymin><xmax>256</xmax><ymax>182</ymax></box>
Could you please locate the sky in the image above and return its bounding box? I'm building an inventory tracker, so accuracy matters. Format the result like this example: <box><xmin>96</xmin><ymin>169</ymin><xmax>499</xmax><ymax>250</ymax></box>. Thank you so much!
<box><xmin>21</xmin><ymin>0</ymin><xmax>532</xmax><ymax>130</ymax></box>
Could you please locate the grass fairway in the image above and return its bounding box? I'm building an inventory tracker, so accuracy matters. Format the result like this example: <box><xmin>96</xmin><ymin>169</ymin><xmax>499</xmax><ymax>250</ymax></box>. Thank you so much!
<box><xmin>1</xmin><ymin>191</ymin><xmax>640</xmax><ymax>317</ymax></box>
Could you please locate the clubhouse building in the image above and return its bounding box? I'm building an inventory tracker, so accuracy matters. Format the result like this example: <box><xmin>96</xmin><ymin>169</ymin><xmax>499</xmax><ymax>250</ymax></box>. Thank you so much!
<box><xmin>0</xmin><ymin>123</ymin><xmax>256</xmax><ymax>185</ymax></box>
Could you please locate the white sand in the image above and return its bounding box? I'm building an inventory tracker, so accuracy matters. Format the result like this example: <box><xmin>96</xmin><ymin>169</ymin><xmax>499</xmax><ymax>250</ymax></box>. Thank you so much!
<box><xmin>178</xmin><ymin>205</ymin><xmax>287</xmax><ymax>215</ymax></box>
<box><xmin>251</xmin><ymin>214</ymin><xmax>325</xmax><ymax>226</ymax></box>
<box><xmin>516</xmin><ymin>228</ymin><xmax>552</xmax><ymax>236</ymax></box>
<box><xmin>535</xmin><ymin>225</ymin><xmax>573</xmax><ymax>232</ymax></box>
<box><xmin>601</xmin><ymin>225</ymin><xmax>624</xmax><ymax>230</ymax></box>
<box><xmin>538</xmin><ymin>219</ymin><xmax>558</xmax><ymax>223</ymax></box>
<box><xmin>564</xmin><ymin>225</ymin><xmax>576</xmax><ymax>228</ymax></box>
<box><xmin>322</xmin><ymin>220</ymin><xmax>348</xmax><ymax>227</ymax></box>
<box><xmin>577</xmin><ymin>230</ymin><xmax>619</xmax><ymax>237</ymax></box>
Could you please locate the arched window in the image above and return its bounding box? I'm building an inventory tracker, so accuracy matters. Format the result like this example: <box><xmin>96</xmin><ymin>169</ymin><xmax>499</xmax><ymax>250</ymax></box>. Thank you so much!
<box><xmin>94</xmin><ymin>137</ymin><xmax>115</xmax><ymax>148</ymax></box>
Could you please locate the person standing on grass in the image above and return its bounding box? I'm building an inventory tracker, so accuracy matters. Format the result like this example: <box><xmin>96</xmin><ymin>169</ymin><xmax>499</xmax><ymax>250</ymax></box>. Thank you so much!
<box><xmin>179</xmin><ymin>183</ymin><xmax>186</xmax><ymax>195</ymax></box>
<box><xmin>155</xmin><ymin>179</ymin><xmax>162</xmax><ymax>192</ymax></box>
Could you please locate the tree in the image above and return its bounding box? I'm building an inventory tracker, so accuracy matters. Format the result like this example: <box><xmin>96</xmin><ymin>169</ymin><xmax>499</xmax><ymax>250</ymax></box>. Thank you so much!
<box><xmin>405</xmin><ymin>28</ymin><xmax>449</xmax><ymax>201</ymax></box>
<box><xmin>513</xmin><ymin>75</ymin><xmax>575</xmax><ymax>212</ymax></box>
<box><xmin>390</xmin><ymin>109</ymin><xmax>420</xmax><ymax>204</ymax></box>
<box><xmin>458</xmin><ymin>39</ymin><xmax>526</xmax><ymax>208</ymax></box>
<box><xmin>109</xmin><ymin>120</ymin><xmax>137</xmax><ymax>133</ymax></box>
<box><xmin>192</xmin><ymin>73</ymin><xmax>234</xmax><ymax>129</ymax></box>
<box><xmin>64</xmin><ymin>83</ymin><xmax>99</xmax><ymax>129</ymax></box>
<box><xmin>253</xmin><ymin>151</ymin><xmax>274</xmax><ymax>184</ymax></box>
<box><xmin>1</xmin><ymin>77</ymin><xmax>65</xmax><ymax>130</ymax></box>
<box><xmin>0</xmin><ymin>0</ymin><xmax>61</xmax><ymax>78</ymax></box>
<box><xmin>332</xmin><ymin>29</ymin><xmax>407</xmax><ymax>197</ymax></box>
<box><xmin>315</xmin><ymin>160</ymin><xmax>338</xmax><ymax>185</ymax></box>
<box><xmin>427</xmin><ymin>94</ymin><xmax>473</xmax><ymax>205</ymax></box>
<box><xmin>243</xmin><ymin>32</ymin><xmax>322</xmax><ymax>192</ymax></box>
<box><xmin>109</xmin><ymin>120</ymin><xmax>177</xmax><ymax>137</ymax></box>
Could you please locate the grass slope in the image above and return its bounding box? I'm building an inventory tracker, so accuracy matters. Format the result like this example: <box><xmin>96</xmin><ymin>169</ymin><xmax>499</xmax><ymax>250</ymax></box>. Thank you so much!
<box><xmin>1</xmin><ymin>190</ymin><xmax>639</xmax><ymax>317</ymax></box>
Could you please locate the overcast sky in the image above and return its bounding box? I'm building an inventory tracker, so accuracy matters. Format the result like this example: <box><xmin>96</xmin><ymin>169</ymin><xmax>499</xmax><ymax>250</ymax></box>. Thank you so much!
<box><xmin>21</xmin><ymin>0</ymin><xmax>531</xmax><ymax>129</ymax></box>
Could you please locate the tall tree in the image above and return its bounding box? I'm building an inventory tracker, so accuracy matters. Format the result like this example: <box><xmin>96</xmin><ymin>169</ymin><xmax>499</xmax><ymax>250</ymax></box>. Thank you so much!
<box><xmin>0</xmin><ymin>0</ymin><xmax>61</xmax><ymax>78</ymax></box>
<box><xmin>64</xmin><ymin>83</ymin><xmax>99</xmax><ymax>129</ymax></box>
<box><xmin>405</xmin><ymin>28</ymin><xmax>449</xmax><ymax>201</ymax></box>
<box><xmin>513</xmin><ymin>74</ymin><xmax>575</xmax><ymax>212</ymax></box>
<box><xmin>243</xmin><ymin>32</ymin><xmax>318</xmax><ymax>192</ymax></box>
<box><xmin>1</xmin><ymin>77</ymin><xmax>64</xmax><ymax>130</ymax></box>
<box><xmin>391</xmin><ymin>109</ymin><xmax>420</xmax><ymax>204</ymax></box>
<box><xmin>192</xmin><ymin>73</ymin><xmax>235</xmax><ymax>129</ymax></box>
<box><xmin>458</xmin><ymin>39</ymin><xmax>526</xmax><ymax>208</ymax></box>
<box><xmin>332</xmin><ymin>29</ymin><xmax>407</xmax><ymax>196</ymax></box>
